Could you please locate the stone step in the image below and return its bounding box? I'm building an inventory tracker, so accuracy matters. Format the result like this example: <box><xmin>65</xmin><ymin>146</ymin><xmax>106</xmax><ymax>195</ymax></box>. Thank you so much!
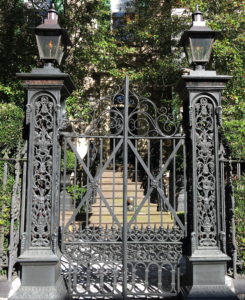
<box><xmin>100</xmin><ymin>171</ymin><xmax>123</xmax><ymax>178</ymax></box>
<box><xmin>89</xmin><ymin>209</ymin><xmax>170</xmax><ymax>216</ymax></box>
<box><xmin>61</xmin><ymin>211</ymin><xmax>172</xmax><ymax>225</ymax></box>
<box><xmin>95</xmin><ymin>191</ymin><xmax>144</xmax><ymax>198</ymax></box>
<box><xmin>93</xmin><ymin>199</ymin><xmax>149</xmax><ymax>207</ymax></box>
<box><xmin>72</xmin><ymin>221</ymin><xmax>174</xmax><ymax>229</ymax></box>
<box><xmin>98</xmin><ymin>183</ymin><xmax>142</xmax><ymax>189</ymax></box>
<box><xmin>90</xmin><ymin>206</ymin><xmax>163</xmax><ymax>214</ymax></box>
<box><xmin>89</xmin><ymin>213</ymin><xmax>173</xmax><ymax>224</ymax></box>
<box><xmin>61</xmin><ymin>169</ymin><xmax>173</xmax><ymax>228</ymax></box>
<box><xmin>99</xmin><ymin>177</ymin><xmax>135</xmax><ymax>183</ymax></box>
<box><xmin>96</xmin><ymin>185</ymin><xmax>144</xmax><ymax>192</ymax></box>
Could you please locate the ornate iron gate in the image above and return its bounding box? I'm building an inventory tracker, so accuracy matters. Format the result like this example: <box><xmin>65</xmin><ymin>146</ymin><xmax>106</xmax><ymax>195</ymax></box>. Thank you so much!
<box><xmin>60</xmin><ymin>77</ymin><xmax>186</xmax><ymax>299</ymax></box>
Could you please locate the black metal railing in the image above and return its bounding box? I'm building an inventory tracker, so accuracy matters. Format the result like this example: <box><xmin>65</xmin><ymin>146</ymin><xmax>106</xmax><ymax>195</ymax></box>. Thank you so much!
<box><xmin>220</xmin><ymin>139</ymin><xmax>245</xmax><ymax>278</ymax></box>
<box><xmin>0</xmin><ymin>144</ymin><xmax>27</xmax><ymax>281</ymax></box>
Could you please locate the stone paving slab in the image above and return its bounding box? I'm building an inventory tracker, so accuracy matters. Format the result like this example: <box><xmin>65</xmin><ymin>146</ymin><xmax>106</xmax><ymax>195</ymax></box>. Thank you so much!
<box><xmin>0</xmin><ymin>277</ymin><xmax>20</xmax><ymax>300</ymax></box>
<box><xmin>0</xmin><ymin>280</ymin><xmax>10</xmax><ymax>298</ymax></box>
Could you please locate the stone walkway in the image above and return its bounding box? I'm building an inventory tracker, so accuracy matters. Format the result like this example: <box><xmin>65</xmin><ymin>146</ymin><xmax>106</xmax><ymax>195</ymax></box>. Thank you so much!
<box><xmin>0</xmin><ymin>277</ymin><xmax>20</xmax><ymax>300</ymax></box>
<box><xmin>0</xmin><ymin>275</ymin><xmax>244</xmax><ymax>299</ymax></box>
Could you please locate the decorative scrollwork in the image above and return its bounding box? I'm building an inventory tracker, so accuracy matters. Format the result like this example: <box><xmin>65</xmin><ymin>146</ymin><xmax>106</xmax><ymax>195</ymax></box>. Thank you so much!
<box><xmin>61</xmin><ymin>82</ymin><xmax>182</xmax><ymax>138</ymax></box>
<box><xmin>195</xmin><ymin>97</ymin><xmax>217</xmax><ymax>247</ymax></box>
<box><xmin>61</xmin><ymin>241</ymin><xmax>181</xmax><ymax>296</ymax></box>
<box><xmin>63</xmin><ymin>225</ymin><xmax>184</xmax><ymax>244</ymax></box>
<box><xmin>31</xmin><ymin>95</ymin><xmax>55</xmax><ymax>247</ymax></box>
<box><xmin>128</xmin><ymin>95</ymin><xmax>181</xmax><ymax>137</ymax></box>
<box><xmin>128</xmin><ymin>243</ymin><xmax>182</xmax><ymax>262</ymax></box>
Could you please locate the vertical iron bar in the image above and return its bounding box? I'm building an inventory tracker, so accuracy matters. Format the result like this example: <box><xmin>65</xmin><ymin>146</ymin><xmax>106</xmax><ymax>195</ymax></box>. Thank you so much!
<box><xmin>145</xmin><ymin>265</ymin><xmax>149</xmax><ymax>290</ymax></box>
<box><xmin>8</xmin><ymin>153</ymin><xmax>21</xmax><ymax>281</ymax></box>
<box><xmin>1</xmin><ymin>155</ymin><xmax>8</xmax><ymax>265</ymax></box>
<box><xmin>160</xmin><ymin>139</ymin><xmax>163</xmax><ymax>225</ymax></box>
<box><xmin>220</xmin><ymin>160</ymin><xmax>225</xmax><ymax>250</ymax></box>
<box><xmin>20</xmin><ymin>147</ymin><xmax>27</xmax><ymax>243</ymax></box>
<box><xmin>173</xmin><ymin>139</ymin><xmax>176</xmax><ymax>216</ymax></box>
<box><xmin>215</xmin><ymin>117</ymin><xmax>220</xmax><ymax>245</ymax></box>
<box><xmin>177</xmin><ymin>264</ymin><xmax>180</xmax><ymax>292</ymax></box>
<box><xmin>135</xmin><ymin>140</ymin><xmax>138</xmax><ymax>226</ymax></box>
<box><xmin>86</xmin><ymin>139</ymin><xmax>90</xmax><ymax>227</ymax></box>
<box><xmin>183</xmin><ymin>141</ymin><xmax>187</xmax><ymax>235</ymax></box>
<box><xmin>113</xmin><ymin>138</ymin><xmax>115</xmax><ymax>227</ymax></box>
<box><xmin>158</xmin><ymin>264</ymin><xmax>162</xmax><ymax>290</ymax></box>
<box><xmin>61</xmin><ymin>139</ymin><xmax>67</xmax><ymax>251</ymax></box>
<box><xmin>147</xmin><ymin>139</ymin><xmax>150</xmax><ymax>225</ymax></box>
<box><xmin>99</xmin><ymin>138</ymin><xmax>103</xmax><ymax>226</ymax></box>
<box><xmin>171</xmin><ymin>266</ymin><xmax>176</xmax><ymax>293</ymax></box>
<box><xmin>122</xmin><ymin>75</ymin><xmax>129</xmax><ymax>300</ymax></box>
<box><xmin>73</xmin><ymin>154</ymin><xmax>77</xmax><ymax>209</ymax></box>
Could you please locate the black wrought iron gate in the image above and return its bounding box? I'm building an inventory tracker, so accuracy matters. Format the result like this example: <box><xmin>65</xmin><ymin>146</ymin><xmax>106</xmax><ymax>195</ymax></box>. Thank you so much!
<box><xmin>60</xmin><ymin>77</ymin><xmax>186</xmax><ymax>299</ymax></box>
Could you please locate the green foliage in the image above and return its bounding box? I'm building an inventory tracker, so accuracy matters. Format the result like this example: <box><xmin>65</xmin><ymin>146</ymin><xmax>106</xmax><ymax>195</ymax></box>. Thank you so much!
<box><xmin>66</xmin><ymin>184</ymin><xmax>87</xmax><ymax>213</ymax></box>
<box><xmin>0</xmin><ymin>0</ymin><xmax>37</xmax><ymax>106</ymax></box>
<box><xmin>59</xmin><ymin>0</ymin><xmax>244</xmax><ymax>159</ymax></box>
<box><xmin>0</xmin><ymin>0</ymin><xmax>243</xmax><ymax>158</ymax></box>
<box><xmin>66</xmin><ymin>184</ymin><xmax>87</xmax><ymax>201</ymax></box>
<box><xmin>234</xmin><ymin>175</ymin><xmax>245</xmax><ymax>273</ymax></box>
<box><xmin>179</xmin><ymin>0</ymin><xmax>245</xmax><ymax>159</ymax></box>
<box><xmin>66</xmin><ymin>89</ymin><xmax>92</xmax><ymax>120</ymax></box>
<box><xmin>0</xmin><ymin>103</ymin><xmax>24</xmax><ymax>152</ymax></box>
<box><xmin>0</xmin><ymin>161</ymin><xmax>15</xmax><ymax>253</ymax></box>
<box><xmin>61</xmin><ymin>149</ymin><xmax>76</xmax><ymax>172</ymax></box>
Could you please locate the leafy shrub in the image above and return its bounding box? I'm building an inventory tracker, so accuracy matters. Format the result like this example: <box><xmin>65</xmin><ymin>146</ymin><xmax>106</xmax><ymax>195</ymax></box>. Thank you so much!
<box><xmin>234</xmin><ymin>175</ymin><xmax>245</xmax><ymax>274</ymax></box>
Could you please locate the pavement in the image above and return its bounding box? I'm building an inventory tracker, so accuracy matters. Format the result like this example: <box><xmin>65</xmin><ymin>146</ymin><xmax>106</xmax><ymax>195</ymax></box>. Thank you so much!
<box><xmin>0</xmin><ymin>277</ymin><xmax>20</xmax><ymax>300</ymax></box>
<box><xmin>0</xmin><ymin>275</ymin><xmax>244</xmax><ymax>299</ymax></box>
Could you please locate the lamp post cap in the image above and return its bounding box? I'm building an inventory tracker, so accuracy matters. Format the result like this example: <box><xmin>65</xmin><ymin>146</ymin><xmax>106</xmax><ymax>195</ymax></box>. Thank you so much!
<box><xmin>44</xmin><ymin>4</ymin><xmax>58</xmax><ymax>25</ymax></box>
<box><xmin>192</xmin><ymin>4</ymin><xmax>206</xmax><ymax>26</ymax></box>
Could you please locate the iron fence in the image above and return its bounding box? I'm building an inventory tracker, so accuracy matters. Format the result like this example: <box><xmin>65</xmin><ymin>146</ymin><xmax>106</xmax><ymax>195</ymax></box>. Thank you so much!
<box><xmin>0</xmin><ymin>143</ymin><xmax>27</xmax><ymax>281</ymax></box>
<box><xmin>220</xmin><ymin>149</ymin><xmax>245</xmax><ymax>278</ymax></box>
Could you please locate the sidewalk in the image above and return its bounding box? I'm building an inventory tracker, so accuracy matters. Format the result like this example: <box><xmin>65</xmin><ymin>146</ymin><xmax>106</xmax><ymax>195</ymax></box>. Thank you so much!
<box><xmin>0</xmin><ymin>276</ymin><xmax>20</xmax><ymax>300</ymax></box>
<box><xmin>0</xmin><ymin>275</ymin><xmax>244</xmax><ymax>299</ymax></box>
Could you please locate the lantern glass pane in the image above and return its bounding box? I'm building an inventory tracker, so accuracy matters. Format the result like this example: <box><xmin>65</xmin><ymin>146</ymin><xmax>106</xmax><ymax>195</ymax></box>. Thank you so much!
<box><xmin>36</xmin><ymin>34</ymin><xmax>62</xmax><ymax>60</ymax></box>
<box><xmin>191</xmin><ymin>37</ymin><xmax>212</xmax><ymax>61</ymax></box>
<box><xmin>185</xmin><ymin>39</ymin><xmax>192</xmax><ymax>64</ymax></box>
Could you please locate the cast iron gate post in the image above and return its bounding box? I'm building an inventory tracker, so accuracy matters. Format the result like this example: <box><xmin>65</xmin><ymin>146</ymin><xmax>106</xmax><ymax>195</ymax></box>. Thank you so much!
<box><xmin>178</xmin><ymin>69</ymin><xmax>239</xmax><ymax>300</ymax></box>
<box><xmin>10</xmin><ymin>65</ymin><xmax>74</xmax><ymax>300</ymax></box>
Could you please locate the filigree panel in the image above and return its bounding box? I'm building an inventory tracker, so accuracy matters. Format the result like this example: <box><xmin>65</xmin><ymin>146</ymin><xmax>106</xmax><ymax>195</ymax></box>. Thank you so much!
<box><xmin>31</xmin><ymin>95</ymin><xmax>55</xmax><ymax>247</ymax></box>
<box><xmin>195</xmin><ymin>97</ymin><xmax>217</xmax><ymax>247</ymax></box>
<box><xmin>62</xmin><ymin>242</ymin><xmax>181</xmax><ymax>297</ymax></box>
<box><xmin>63</xmin><ymin>225</ymin><xmax>184</xmax><ymax>243</ymax></box>
<box><xmin>128</xmin><ymin>93</ymin><xmax>181</xmax><ymax>137</ymax></box>
<box><xmin>63</xmin><ymin>84</ymin><xmax>182</xmax><ymax>138</ymax></box>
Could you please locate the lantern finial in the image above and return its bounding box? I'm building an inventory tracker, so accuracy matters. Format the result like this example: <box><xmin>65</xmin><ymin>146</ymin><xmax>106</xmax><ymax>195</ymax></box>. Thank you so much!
<box><xmin>45</xmin><ymin>4</ymin><xmax>58</xmax><ymax>24</ymax></box>
<box><xmin>192</xmin><ymin>4</ymin><xmax>204</xmax><ymax>24</ymax></box>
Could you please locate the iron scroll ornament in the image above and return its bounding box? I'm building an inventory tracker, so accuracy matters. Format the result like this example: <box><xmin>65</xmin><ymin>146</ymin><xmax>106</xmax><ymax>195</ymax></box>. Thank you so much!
<box><xmin>194</xmin><ymin>96</ymin><xmax>217</xmax><ymax>247</ymax></box>
<box><xmin>31</xmin><ymin>95</ymin><xmax>56</xmax><ymax>247</ymax></box>
<box><xmin>64</xmin><ymin>86</ymin><xmax>181</xmax><ymax>138</ymax></box>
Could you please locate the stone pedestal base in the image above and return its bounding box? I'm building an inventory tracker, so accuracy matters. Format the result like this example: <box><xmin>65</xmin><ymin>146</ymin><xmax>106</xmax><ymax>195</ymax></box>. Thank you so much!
<box><xmin>10</xmin><ymin>276</ymin><xmax>68</xmax><ymax>300</ymax></box>
<box><xmin>182</xmin><ymin>285</ymin><xmax>239</xmax><ymax>300</ymax></box>
<box><xmin>10</xmin><ymin>250</ymin><xmax>69</xmax><ymax>300</ymax></box>
<box><xmin>181</xmin><ymin>250</ymin><xmax>239</xmax><ymax>300</ymax></box>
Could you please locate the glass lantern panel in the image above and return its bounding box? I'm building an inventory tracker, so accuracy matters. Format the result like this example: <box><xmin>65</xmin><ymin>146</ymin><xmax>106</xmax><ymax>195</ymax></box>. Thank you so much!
<box><xmin>191</xmin><ymin>37</ymin><xmax>212</xmax><ymax>61</ymax></box>
<box><xmin>56</xmin><ymin>38</ymin><xmax>64</xmax><ymax>64</ymax></box>
<box><xmin>185</xmin><ymin>39</ymin><xmax>193</xmax><ymax>65</ymax></box>
<box><xmin>36</xmin><ymin>34</ymin><xmax>62</xmax><ymax>60</ymax></box>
